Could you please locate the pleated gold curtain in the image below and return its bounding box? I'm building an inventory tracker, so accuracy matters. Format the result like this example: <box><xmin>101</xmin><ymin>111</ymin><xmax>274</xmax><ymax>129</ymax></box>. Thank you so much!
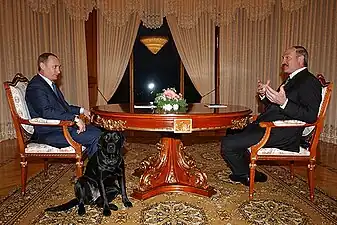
<box><xmin>281</xmin><ymin>0</ymin><xmax>337</xmax><ymax>143</ymax></box>
<box><xmin>219</xmin><ymin>2</ymin><xmax>283</xmax><ymax>113</ymax></box>
<box><xmin>0</xmin><ymin>0</ymin><xmax>336</xmax><ymax>144</ymax></box>
<box><xmin>0</xmin><ymin>0</ymin><xmax>92</xmax><ymax>140</ymax></box>
<box><xmin>96</xmin><ymin>12</ymin><xmax>140</xmax><ymax>105</ymax></box>
<box><xmin>96</xmin><ymin>0</ymin><xmax>140</xmax><ymax>105</ymax></box>
<box><xmin>218</xmin><ymin>0</ymin><xmax>337</xmax><ymax>143</ymax></box>
<box><xmin>167</xmin><ymin>14</ymin><xmax>215</xmax><ymax>103</ymax></box>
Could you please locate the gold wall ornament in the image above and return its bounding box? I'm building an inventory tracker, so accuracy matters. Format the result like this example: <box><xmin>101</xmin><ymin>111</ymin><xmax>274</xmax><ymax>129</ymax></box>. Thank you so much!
<box><xmin>231</xmin><ymin>117</ymin><xmax>249</xmax><ymax>129</ymax></box>
<box><xmin>91</xmin><ymin>115</ymin><xmax>126</xmax><ymax>131</ymax></box>
<box><xmin>140</xmin><ymin>36</ymin><xmax>168</xmax><ymax>54</ymax></box>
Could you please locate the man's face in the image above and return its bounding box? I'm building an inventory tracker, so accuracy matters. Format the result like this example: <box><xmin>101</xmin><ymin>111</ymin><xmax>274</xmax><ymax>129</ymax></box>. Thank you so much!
<box><xmin>281</xmin><ymin>48</ymin><xmax>304</xmax><ymax>74</ymax></box>
<box><xmin>39</xmin><ymin>56</ymin><xmax>61</xmax><ymax>81</ymax></box>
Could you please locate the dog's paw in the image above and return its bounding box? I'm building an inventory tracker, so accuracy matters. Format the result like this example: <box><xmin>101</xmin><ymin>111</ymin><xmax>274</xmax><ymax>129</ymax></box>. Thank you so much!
<box><xmin>123</xmin><ymin>200</ymin><xmax>133</xmax><ymax>208</ymax></box>
<box><xmin>78</xmin><ymin>205</ymin><xmax>86</xmax><ymax>216</ymax></box>
<box><xmin>103</xmin><ymin>208</ymin><xmax>112</xmax><ymax>217</ymax></box>
<box><xmin>109</xmin><ymin>203</ymin><xmax>118</xmax><ymax>211</ymax></box>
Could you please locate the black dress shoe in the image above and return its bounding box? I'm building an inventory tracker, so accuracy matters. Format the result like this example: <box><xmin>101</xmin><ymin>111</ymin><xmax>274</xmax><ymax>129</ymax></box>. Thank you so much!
<box><xmin>229</xmin><ymin>171</ymin><xmax>268</xmax><ymax>186</ymax></box>
<box><xmin>229</xmin><ymin>174</ymin><xmax>250</xmax><ymax>186</ymax></box>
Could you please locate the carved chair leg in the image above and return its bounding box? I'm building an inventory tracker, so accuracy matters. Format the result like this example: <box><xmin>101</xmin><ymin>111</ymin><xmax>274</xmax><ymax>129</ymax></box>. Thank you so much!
<box><xmin>43</xmin><ymin>159</ymin><xmax>48</xmax><ymax>177</ymax></box>
<box><xmin>249</xmin><ymin>161</ymin><xmax>257</xmax><ymax>200</ymax></box>
<box><xmin>75</xmin><ymin>159</ymin><xmax>83</xmax><ymax>178</ymax></box>
<box><xmin>20</xmin><ymin>158</ymin><xmax>27</xmax><ymax>195</ymax></box>
<box><xmin>308</xmin><ymin>161</ymin><xmax>315</xmax><ymax>201</ymax></box>
<box><xmin>289</xmin><ymin>161</ymin><xmax>294</xmax><ymax>180</ymax></box>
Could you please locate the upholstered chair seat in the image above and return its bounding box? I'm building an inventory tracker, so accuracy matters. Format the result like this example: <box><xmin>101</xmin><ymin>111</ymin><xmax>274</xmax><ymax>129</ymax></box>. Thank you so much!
<box><xmin>255</xmin><ymin>146</ymin><xmax>309</xmax><ymax>156</ymax></box>
<box><xmin>25</xmin><ymin>143</ymin><xmax>86</xmax><ymax>154</ymax></box>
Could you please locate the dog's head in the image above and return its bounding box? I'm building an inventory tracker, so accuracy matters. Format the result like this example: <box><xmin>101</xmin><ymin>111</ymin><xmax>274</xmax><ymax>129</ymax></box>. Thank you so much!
<box><xmin>98</xmin><ymin>131</ymin><xmax>125</xmax><ymax>159</ymax></box>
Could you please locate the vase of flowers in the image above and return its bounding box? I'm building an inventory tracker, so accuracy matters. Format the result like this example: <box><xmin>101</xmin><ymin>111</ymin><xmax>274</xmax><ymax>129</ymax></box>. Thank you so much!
<box><xmin>154</xmin><ymin>88</ymin><xmax>187</xmax><ymax>112</ymax></box>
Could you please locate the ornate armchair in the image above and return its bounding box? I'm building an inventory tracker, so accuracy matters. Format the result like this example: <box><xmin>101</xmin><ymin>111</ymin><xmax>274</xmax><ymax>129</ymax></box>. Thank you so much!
<box><xmin>249</xmin><ymin>74</ymin><xmax>333</xmax><ymax>201</ymax></box>
<box><xmin>3</xmin><ymin>73</ymin><xmax>87</xmax><ymax>195</ymax></box>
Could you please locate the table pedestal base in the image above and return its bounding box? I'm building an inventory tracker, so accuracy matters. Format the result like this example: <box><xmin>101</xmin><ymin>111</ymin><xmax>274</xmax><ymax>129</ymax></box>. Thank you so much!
<box><xmin>131</xmin><ymin>135</ymin><xmax>216</xmax><ymax>200</ymax></box>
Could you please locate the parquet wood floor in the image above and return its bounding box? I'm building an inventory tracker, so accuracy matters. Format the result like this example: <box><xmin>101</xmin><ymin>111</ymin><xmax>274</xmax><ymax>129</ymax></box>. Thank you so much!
<box><xmin>0</xmin><ymin>137</ymin><xmax>336</xmax><ymax>199</ymax></box>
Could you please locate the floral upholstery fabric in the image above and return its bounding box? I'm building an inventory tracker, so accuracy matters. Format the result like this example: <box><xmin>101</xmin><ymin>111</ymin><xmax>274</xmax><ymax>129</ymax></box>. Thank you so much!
<box><xmin>10</xmin><ymin>83</ymin><xmax>34</xmax><ymax>134</ymax></box>
<box><xmin>255</xmin><ymin>146</ymin><xmax>310</xmax><ymax>156</ymax></box>
<box><xmin>29</xmin><ymin>118</ymin><xmax>61</xmax><ymax>125</ymax></box>
<box><xmin>25</xmin><ymin>143</ymin><xmax>86</xmax><ymax>154</ymax></box>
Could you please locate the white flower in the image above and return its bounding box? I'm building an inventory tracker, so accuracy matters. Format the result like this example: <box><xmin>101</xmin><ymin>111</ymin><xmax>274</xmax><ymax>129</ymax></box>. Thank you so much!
<box><xmin>163</xmin><ymin>104</ymin><xmax>173</xmax><ymax>111</ymax></box>
<box><xmin>173</xmin><ymin>104</ymin><xmax>179</xmax><ymax>110</ymax></box>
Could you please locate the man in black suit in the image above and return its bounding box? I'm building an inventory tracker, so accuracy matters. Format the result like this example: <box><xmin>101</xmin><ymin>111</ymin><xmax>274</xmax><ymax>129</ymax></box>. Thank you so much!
<box><xmin>26</xmin><ymin>53</ymin><xmax>101</xmax><ymax>157</ymax></box>
<box><xmin>221</xmin><ymin>46</ymin><xmax>322</xmax><ymax>186</ymax></box>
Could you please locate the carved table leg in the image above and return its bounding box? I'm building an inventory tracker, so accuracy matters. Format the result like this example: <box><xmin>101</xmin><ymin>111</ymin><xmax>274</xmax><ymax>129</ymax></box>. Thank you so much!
<box><xmin>131</xmin><ymin>134</ymin><xmax>216</xmax><ymax>200</ymax></box>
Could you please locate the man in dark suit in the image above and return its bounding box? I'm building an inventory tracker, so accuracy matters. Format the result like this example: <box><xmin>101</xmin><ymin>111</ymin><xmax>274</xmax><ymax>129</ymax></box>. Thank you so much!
<box><xmin>221</xmin><ymin>46</ymin><xmax>322</xmax><ymax>186</ymax></box>
<box><xmin>26</xmin><ymin>53</ymin><xmax>101</xmax><ymax>157</ymax></box>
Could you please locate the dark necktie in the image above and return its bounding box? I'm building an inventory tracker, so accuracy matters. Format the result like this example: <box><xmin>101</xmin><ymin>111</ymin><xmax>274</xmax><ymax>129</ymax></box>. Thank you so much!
<box><xmin>52</xmin><ymin>82</ymin><xmax>59</xmax><ymax>98</ymax></box>
<box><xmin>277</xmin><ymin>76</ymin><xmax>291</xmax><ymax>92</ymax></box>
<box><xmin>52</xmin><ymin>83</ymin><xmax>69</xmax><ymax>111</ymax></box>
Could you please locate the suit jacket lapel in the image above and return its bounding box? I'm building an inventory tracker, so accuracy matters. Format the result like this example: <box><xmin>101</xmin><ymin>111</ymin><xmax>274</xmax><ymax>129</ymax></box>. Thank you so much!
<box><xmin>54</xmin><ymin>86</ymin><xmax>70</xmax><ymax>111</ymax></box>
<box><xmin>283</xmin><ymin>69</ymin><xmax>307</xmax><ymax>92</ymax></box>
<box><xmin>36</xmin><ymin>75</ymin><xmax>69</xmax><ymax>111</ymax></box>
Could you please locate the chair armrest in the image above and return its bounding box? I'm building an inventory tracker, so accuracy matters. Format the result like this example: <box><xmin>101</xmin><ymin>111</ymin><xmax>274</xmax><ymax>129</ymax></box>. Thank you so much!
<box><xmin>19</xmin><ymin>117</ymin><xmax>75</xmax><ymax>126</ymax></box>
<box><xmin>259</xmin><ymin>120</ymin><xmax>316</xmax><ymax>128</ymax></box>
<box><xmin>18</xmin><ymin>117</ymin><xmax>82</xmax><ymax>154</ymax></box>
<box><xmin>250</xmin><ymin>120</ymin><xmax>317</xmax><ymax>156</ymax></box>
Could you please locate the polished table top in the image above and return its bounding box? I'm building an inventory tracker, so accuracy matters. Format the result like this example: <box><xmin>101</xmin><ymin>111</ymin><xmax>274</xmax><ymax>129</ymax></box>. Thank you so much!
<box><xmin>92</xmin><ymin>103</ymin><xmax>251</xmax><ymax>115</ymax></box>
<box><xmin>91</xmin><ymin>103</ymin><xmax>252</xmax><ymax>132</ymax></box>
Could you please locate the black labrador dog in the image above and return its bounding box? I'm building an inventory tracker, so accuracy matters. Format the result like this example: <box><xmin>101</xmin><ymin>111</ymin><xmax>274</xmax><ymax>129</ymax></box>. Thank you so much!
<box><xmin>46</xmin><ymin>131</ymin><xmax>133</xmax><ymax>216</ymax></box>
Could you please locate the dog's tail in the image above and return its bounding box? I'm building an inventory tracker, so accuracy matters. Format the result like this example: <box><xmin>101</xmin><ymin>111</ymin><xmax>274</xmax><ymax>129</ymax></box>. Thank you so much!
<box><xmin>45</xmin><ymin>198</ymin><xmax>79</xmax><ymax>212</ymax></box>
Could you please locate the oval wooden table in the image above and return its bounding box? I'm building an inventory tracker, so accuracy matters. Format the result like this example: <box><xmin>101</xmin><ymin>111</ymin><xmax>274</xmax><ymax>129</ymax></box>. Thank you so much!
<box><xmin>91</xmin><ymin>103</ymin><xmax>252</xmax><ymax>200</ymax></box>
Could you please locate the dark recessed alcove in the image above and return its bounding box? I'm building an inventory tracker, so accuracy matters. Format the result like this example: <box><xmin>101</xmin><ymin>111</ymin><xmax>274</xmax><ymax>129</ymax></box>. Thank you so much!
<box><xmin>109</xmin><ymin>18</ymin><xmax>201</xmax><ymax>104</ymax></box>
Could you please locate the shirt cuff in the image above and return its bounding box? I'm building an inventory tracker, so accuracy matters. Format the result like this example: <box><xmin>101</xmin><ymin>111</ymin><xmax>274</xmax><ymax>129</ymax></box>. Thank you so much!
<box><xmin>80</xmin><ymin>107</ymin><xmax>84</xmax><ymax>114</ymax></box>
<box><xmin>74</xmin><ymin>115</ymin><xmax>80</xmax><ymax>123</ymax></box>
<box><xmin>280</xmin><ymin>98</ymin><xmax>289</xmax><ymax>109</ymax></box>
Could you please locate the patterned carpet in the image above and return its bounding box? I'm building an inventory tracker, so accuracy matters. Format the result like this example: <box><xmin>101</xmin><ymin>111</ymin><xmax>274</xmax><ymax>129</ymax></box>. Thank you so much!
<box><xmin>0</xmin><ymin>140</ymin><xmax>336</xmax><ymax>225</ymax></box>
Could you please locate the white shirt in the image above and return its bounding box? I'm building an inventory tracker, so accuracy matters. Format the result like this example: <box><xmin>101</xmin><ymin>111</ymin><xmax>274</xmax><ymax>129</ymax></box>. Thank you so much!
<box><xmin>39</xmin><ymin>73</ymin><xmax>53</xmax><ymax>90</ymax></box>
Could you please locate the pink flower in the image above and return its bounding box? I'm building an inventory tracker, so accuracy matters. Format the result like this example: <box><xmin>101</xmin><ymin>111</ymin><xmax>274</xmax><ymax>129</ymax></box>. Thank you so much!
<box><xmin>163</xmin><ymin>89</ymin><xmax>179</xmax><ymax>99</ymax></box>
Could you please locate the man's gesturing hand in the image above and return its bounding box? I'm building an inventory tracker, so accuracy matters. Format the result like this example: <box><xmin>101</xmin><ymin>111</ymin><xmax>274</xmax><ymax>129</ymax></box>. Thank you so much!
<box><xmin>265</xmin><ymin>85</ymin><xmax>287</xmax><ymax>105</ymax></box>
<box><xmin>257</xmin><ymin>80</ymin><xmax>270</xmax><ymax>97</ymax></box>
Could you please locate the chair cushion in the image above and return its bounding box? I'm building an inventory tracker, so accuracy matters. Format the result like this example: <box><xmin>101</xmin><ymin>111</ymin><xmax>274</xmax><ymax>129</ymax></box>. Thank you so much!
<box><xmin>25</xmin><ymin>143</ymin><xmax>86</xmax><ymax>154</ymax></box>
<box><xmin>256</xmin><ymin>147</ymin><xmax>310</xmax><ymax>156</ymax></box>
<box><xmin>10</xmin><ymin>83</ymin><xmax>34</xmax><ymax>134</ymax></box>
<box><xmin>29</xmin><ymin>118</ymin><xmax>61</xmax><ymax>125</ymax></box>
